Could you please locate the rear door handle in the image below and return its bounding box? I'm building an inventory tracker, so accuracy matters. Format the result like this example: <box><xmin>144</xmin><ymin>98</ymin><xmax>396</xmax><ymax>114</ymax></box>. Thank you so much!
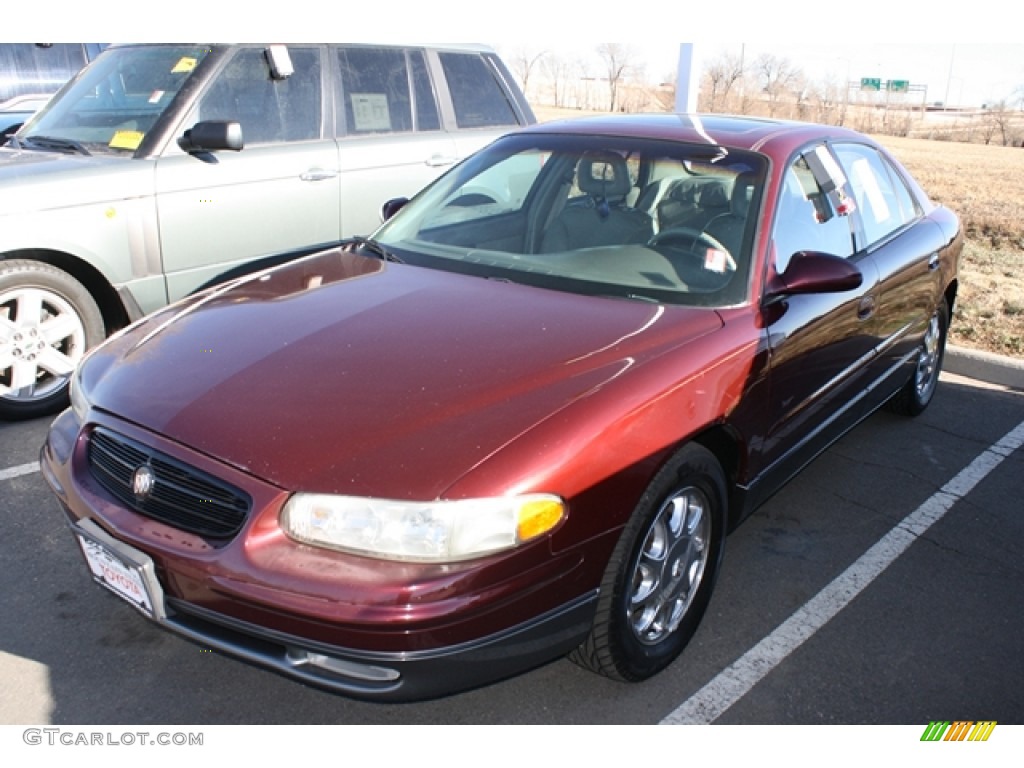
<box><xmin>928</xmin><ymin>253</ymin><xmax>940</xmax><ymax>271</ymax></box>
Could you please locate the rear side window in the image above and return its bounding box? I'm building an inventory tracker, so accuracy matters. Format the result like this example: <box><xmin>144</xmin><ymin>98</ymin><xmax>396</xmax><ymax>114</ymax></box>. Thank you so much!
<box><xmin>438</xmin><ymin>52</ymin><xmax>518</xmax><ymax>129</ymax></box>
<box><xmin>0</xmin><ymin>44</ymin><xmax>89</xmax><ymax>101</ymax></box>
<box><xmin>337</xmin><ymin>47</ymin><xmax>440</xmax><ymax>135</ymax></box>
<box><xmin>833</xmin><ymin>143</ymin><xmax>918</xmax><ymax>247</ymax></box>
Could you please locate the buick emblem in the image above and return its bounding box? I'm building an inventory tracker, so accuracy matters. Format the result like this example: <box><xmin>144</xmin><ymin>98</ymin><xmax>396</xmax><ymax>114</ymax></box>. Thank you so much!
<box><xmin>131</xmin><ymin>465</ymin><xmax>156</xmax><ymax>500</ymax></box>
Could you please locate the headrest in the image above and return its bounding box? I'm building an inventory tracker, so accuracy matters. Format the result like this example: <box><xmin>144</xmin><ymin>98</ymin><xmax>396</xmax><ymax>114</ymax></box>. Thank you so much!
<box><xmin>577</xmin><ymin>152</ymin><xmax>632</xmax><ymax>200</ymax></box>
<box><xmin>696</xmin><ymin>181</ymin><xmax>729</xmax><ymax>209</ymax></box>
<box><xmin>730</xmin><ymin>173</ymin><xmax>758</xmax><ymax>217</ymax></box>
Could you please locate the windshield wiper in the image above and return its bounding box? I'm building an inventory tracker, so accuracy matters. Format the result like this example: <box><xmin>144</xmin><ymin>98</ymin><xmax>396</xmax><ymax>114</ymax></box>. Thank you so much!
<box><xmin>23</xmin><ymin>135</ymin><xmax>91</xmax><ymax>156</ymax></box>
<box><xmin>345</xmin><ymin>236</ymin><xmax>404</xmax><ymax>264</ymax></box>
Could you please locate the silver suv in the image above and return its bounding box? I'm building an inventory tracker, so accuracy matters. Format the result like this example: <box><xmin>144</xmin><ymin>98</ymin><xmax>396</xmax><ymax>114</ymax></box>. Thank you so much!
<box><xmin>0</xmin><ymin>43</ymin><xmax>534</xmax><ymax>418</ymax></box>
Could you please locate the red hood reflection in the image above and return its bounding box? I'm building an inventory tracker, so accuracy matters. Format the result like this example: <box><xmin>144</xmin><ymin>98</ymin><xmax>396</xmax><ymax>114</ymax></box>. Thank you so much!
<box><xmin>84</xmin><ymin>249</ymin><xmax>723</xmax><ymax>498</ymax></box>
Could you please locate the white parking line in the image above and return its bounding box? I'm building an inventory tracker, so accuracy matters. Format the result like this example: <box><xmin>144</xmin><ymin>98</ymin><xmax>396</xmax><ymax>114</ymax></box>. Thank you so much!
<box><xmin>0</xmin><ymin>461</ymin><xmax>40</xmax><ymax>482</ymax></box>
<box><xmin>661</xmin><ymin>418</ymin><xmax>1024</xmax><ymax>725</ymax></box>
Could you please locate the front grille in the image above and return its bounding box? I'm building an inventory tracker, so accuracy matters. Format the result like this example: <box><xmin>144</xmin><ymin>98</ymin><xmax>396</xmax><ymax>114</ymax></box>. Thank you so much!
<box><xmin>87</xmin><ymin>428</ymin><xmax>252</xmax><ymax>538</ymax></box>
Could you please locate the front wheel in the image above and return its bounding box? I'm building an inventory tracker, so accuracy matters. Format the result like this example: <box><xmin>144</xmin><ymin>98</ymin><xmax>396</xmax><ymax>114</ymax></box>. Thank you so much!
<box><xmin>570</xmin><ymin>443</ymin><xmax>727</xmax><ymax>681</ymax></box>
<box><xmin>0</xmin><ymin>260</ymin><xmax>105</xmax><ymax>420</ymax></box>
<box><xmin>888</xmin><ymin>298</ymin><xmax>948</xmax><ymax>417</ymax></box>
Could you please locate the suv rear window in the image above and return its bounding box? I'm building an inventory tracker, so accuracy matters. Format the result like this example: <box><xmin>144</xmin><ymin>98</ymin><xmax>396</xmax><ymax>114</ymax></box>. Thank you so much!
<box><xmin>438</xmin><ymin>52</ymin><xmax>519</xmax><ymax>129</ymax></box>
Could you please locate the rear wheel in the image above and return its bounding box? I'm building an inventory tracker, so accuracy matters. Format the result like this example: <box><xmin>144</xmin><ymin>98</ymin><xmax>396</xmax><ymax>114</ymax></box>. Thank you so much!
<box><xmin>888</xmin><ymin>298</ymin><xmax>948</xmax><ymax>417</ymax></box>
<box><xmin>0</xmin><ymin>260</ymin><xmax>104</xmax><ymax>420</ymax></box>
<box><xmin>570</xmin><ymin>443</ymin><xmax>727</xmax><ymax>681</ymax></box>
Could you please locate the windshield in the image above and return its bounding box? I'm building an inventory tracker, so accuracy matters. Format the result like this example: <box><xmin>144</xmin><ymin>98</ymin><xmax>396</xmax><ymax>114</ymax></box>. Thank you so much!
<box><xmin>19</xmin><ymin>45</ymin><xmax>212</xmax><ymax>154</ymax></box>
<box><xmin>375</xmin><ymin>133</ymin><xmax>767</xmax><ymax>307</ymax></box>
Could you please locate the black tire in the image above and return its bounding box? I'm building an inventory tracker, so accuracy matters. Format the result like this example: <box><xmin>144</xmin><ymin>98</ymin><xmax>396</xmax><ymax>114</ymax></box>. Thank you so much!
<box><xmin>0</xmin><ymin>259</ymin><xmax>105</xmax><ymax>421</ymax></box>
<box><xmin>888</xmin><ymin>298</ymin><xmax>948</xmax><ymax>418</ymax></box>
<box><xmin>570</xmin><ymin>443</ymin><xmax>727</xmax><ymax>681</ymax></box>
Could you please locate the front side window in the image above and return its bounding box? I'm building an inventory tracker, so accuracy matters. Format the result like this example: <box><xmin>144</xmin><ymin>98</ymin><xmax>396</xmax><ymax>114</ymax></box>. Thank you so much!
<box><xmin>832</xmin><ymin>143</ymin><xmax>918</xmax><ymax>247</ymax></box>
<box><xmin>198</xmin><ymin>47</ymin><xmax>321</xmax><ymax>145</ymax></box>
<box><xmin>772</xmin><ymin>151</ymin><xmax>855</xmax><ymax>273</ymax></box>
<box><xmin>374</xmin><ymin>134</ymin><xmax>767</xmax><ymax>307</ymax></box>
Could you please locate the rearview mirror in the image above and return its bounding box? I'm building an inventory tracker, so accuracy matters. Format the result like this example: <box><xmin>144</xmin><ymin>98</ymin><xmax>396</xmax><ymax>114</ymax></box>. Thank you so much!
<box><xmin>177</xmin><ymin>121</ymin><xmax>244</xmax><ymax>155</ymax></box>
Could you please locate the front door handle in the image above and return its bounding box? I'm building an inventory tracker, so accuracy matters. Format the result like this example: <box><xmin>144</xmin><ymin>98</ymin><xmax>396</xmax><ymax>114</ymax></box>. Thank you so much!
<box><xmin>300</xmin><ymin>169</ymin><xmax>339</xmax><ymax>182</ymax></box>
<box><xmin>426</xmin><ymin>154</ymin><xmax>458</xmax><ymax>168</ymax></box>
<box><xmin>858</xmin><ymin>294</ymin><xmax>877</xmax><ymax>320</ymax></box>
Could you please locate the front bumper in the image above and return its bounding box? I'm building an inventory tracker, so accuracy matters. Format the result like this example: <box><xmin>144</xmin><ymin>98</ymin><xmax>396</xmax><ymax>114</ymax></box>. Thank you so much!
<box><xmin>72</xmin><ymin>516</ymin><xmax>596</xmax><ymax>701</ymax></box>
<box><xmin>41</xmin><ymin>408</ymin><xmax>600</xmax><ymax>701</ymax></box>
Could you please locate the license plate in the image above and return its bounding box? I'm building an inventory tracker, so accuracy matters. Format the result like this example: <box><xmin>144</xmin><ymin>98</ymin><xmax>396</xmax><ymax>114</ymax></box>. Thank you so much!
<box><xmin>73</xmin><ymin>520</ymin><xmax>165</xmax><ymax>621</ymax></box>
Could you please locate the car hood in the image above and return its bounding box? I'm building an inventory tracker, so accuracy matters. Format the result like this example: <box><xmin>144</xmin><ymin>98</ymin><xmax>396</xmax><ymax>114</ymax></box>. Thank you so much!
<box><xmin>0</xmin><ymin>146</ymin><xmax>146</xmax><ymax>214</ymax></box>
<box><xmin>83</xmin><ymin>249</ymin><xmax>723</xmax><ymax>498</ymax></box>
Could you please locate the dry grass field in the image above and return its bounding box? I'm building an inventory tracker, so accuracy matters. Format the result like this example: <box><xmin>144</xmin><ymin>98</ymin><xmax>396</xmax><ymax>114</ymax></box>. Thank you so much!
<box><xmin>876</xmin><ymin>135</ymin><xmax>1024</xmax><ymax>358</ymax></box>
<box><xmin>533</xmin><ymin>107</ymin><xmax>1024</xmax><ymax>359</ymax></box>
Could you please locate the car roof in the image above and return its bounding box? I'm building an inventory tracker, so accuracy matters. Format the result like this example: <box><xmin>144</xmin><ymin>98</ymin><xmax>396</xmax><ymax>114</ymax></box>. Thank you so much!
<box><xmin>520</xmin><ymin>113</ymin><xmax>873</xmax><ymax>157</ymax></box>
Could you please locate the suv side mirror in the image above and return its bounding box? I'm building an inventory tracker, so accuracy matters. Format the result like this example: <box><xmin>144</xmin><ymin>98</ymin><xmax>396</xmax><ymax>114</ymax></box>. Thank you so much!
<box><xmin>178</xmin><ymin>121</ymin><xmax>244</xmax><ymax>155</ymax></box>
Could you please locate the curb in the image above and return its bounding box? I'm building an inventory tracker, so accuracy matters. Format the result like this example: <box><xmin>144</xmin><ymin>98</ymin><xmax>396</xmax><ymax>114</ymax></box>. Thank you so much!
<box><xmin>945</xmin><ymin>345</ymin><xmax>1024</xmax><ymax>392</ymax></box>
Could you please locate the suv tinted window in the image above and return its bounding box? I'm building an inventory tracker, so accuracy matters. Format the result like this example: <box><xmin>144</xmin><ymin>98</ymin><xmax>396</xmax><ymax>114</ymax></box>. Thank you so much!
<box><xmin>199</xmin><ymin>47</ymin><xmax>322</xmax><ymax>144</ymax></box>
<box><xmin>337</xmin><ymin>47</ymin><xmax>440</xmax><ymax>135</ymax></box>
<box><xmin>438</xmin><ymin>52</ymin><xmax>518</xmax><ymax>129</ymax></box>
<box><xmin>0</xmin><ymin>44</ymin><xmax>89</xmax><ymax>101</ymax></box>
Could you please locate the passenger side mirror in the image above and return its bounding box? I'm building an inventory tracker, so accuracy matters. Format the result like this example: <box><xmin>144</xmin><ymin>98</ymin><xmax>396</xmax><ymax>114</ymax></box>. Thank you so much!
<box><xmin>766</xmin><ymin>250</ymin><xmax>863</xmax><ymax>299</ymax></box>
<box><xmin>177</xmin><ymin>120</ymin><xmax>244</xmax><ymax>155</ymax></box>
<box><xmin>381</xmin><ymin>197</ymin><xmax>409</xmax><ymax>222</ymax></box>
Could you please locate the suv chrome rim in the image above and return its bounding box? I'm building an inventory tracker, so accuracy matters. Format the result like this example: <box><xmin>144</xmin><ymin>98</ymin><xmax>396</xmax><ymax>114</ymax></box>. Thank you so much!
<box><xmin>0</xmin><ymin>287</ymin><xmax>86</xmax><ymax>401</ymax></box>
<box><xmin>628</xmin><ymin>487</ymin><xmax>710</xmax><ymax>645</ymax></box>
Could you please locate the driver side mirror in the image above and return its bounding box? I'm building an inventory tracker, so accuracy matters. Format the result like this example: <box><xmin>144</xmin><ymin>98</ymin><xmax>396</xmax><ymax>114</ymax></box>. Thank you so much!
<box><xmin>381</xmin><ymin>197</ymin><xmax>409</xmax><ymax>222</ymax></box>
<box><xmin>178</xmin><ymin>120</ymin><xmax>244</xmax><ymax>155</ymax></box>
<box><xmin>766</xmin><ymin>250</ymin><xmax>863</xmax><ymax>300</ymax></box>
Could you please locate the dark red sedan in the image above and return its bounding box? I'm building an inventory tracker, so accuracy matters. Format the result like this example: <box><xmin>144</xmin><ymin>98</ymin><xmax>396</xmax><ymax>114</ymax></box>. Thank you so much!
<box><xmin>41</xmin><ymin>114</ymin><xmax>961</xmax><ymax>701</ymax></box>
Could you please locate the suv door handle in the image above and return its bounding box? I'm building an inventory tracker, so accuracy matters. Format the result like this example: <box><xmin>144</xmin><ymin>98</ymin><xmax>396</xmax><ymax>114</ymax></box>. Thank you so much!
<box><xmin>301</xmin><ymin>169</ymin><xmax>339</xmax><ymax>182</ymax></box>
<box><xmin>426</xmin><ymin>154</ymin><xmax>458</xmax><ymax>168</ymax></box>
<box><xmin>928</xmin><ymin>253</ymin><xmax>940</xmax><ymax>271</ymax></box>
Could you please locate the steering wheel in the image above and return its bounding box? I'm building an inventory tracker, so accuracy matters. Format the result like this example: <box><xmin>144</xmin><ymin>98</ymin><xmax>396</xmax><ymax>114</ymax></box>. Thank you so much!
<box><xmin>648</xmin><ymin>227</ymin><xmax>736</xmax><ymax>271</ymax></box>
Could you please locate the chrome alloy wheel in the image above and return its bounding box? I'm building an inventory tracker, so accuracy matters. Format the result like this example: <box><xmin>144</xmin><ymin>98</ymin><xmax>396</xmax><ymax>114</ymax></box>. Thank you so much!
<box><xmin>628</xmin><ymin>487</ymin><xmax>711</xmax><ymax>645</ymax></box>
<box><xmin>914</xmin><ymin>310</ymin><xmax>942</xmax><ymax>403</ymax></box>
<box><xmin>0</xmin><ymin>286</ymin><xmax>87</xmax><ymax>402</ymax></box>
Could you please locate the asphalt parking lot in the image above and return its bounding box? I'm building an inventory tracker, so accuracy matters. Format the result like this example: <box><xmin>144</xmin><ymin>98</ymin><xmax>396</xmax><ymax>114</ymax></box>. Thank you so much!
<box><xmin>1</xmin><ymin>365</ymin><xmax>1022</xmax><ymax>727</ymax></box>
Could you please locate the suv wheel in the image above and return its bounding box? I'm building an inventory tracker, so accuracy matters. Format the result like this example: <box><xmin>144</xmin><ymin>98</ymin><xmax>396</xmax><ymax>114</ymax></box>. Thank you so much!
<box><xmin>0</xmin><ymin>260</ymin><xmax>104</xmax><ymax>420</ymax></box>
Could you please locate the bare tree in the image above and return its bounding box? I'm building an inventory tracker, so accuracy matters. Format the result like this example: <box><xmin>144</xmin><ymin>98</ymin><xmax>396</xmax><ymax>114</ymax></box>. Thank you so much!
<box><xmin>982</xmin><ymin>100</ymin><xmax>1020</xmax><ymax>146</ymax></box>
<box><xmin>754</xmin><ymin>53</ymin><xmax>802</xmax><ymax>117</ymax></box>
<box><xmin>541</xmin><ymin>53</ymin><xmax>571</xmax><ymax>108</ymax></box>
<box><xmin>505</xmin><ymin>47</ymin><xmax>548</xmax><ymax>98</ymax></box>
<box><xmin>702</xmin><ymin>52</ymin><xmax>745</xmax><ymax>113</ymax></box>
<box><xmin>595</xmin><ymin>44</ymin><xmax>640</xmax><ymax>112</ymax></box>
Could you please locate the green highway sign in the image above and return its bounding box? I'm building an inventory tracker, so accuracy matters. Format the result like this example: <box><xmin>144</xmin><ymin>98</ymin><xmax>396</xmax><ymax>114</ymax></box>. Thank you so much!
<box><xmin>887</xmin><ymin>79</ymin><xmax>910</xmax><ymax>92</ymax></box>
<box><xmin>860</xmin><ymin>77</ymin><xmax>881</xmax><ymax>91</ymax></box>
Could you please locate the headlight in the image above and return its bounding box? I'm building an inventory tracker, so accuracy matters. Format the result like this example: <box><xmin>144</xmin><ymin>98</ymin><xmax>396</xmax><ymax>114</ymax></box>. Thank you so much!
<box><xmin>281</xmin><ymin>493</ymin><xmax>565</xmax><ymax>562</ymax></box>
<box><xmin>69</xmin><ymin>363</ymin><xmax>92</xmax><ymax>422</ymax></box>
